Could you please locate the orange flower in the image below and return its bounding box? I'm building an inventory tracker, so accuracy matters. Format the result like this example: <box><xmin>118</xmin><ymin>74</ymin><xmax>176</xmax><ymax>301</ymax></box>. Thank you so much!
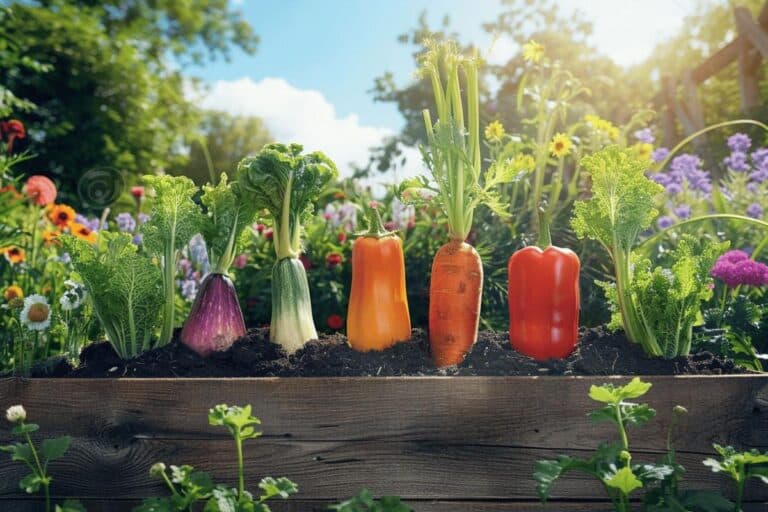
<box><xmin>24</xmin><ymin>175</ymin><xmax>57</xmax><ymax>206</ymax></box>
<box><xmin>70</xmin><ymin>222</ymin><xmax>98</xmax><ymax>244</ymax></box>
<box><xmin>0</xmin><ymin>184</ymin><xmax>22</xmax><ymax>199</ymax></box>
<box><xmin>3</xmin><ymin>285</ymin><xmax>23</xmax><ymax>301</ymax></box>
<box><xmin>42</xmin><ymin>229</ymin><xmax>61</xmax><ymax>247</ymax></box>
<box><xmin>48</xmin><ymin>204</ymin><xmax>76</xmax><ymax>228</ymax></box>
<box><xmin>2</xmin><ymin>246</ymin><xmax>26</xmax><ymax>264</ymax></box>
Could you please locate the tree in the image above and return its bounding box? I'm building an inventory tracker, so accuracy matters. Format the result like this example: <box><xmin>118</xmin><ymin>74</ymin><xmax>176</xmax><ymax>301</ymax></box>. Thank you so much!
<box><xmin>172</xmin><ymin>111</ymin><xmax>273</xmax><ymax>185</ymax></box>
<box><xmin>0</xmin><ymin>0</ymin><xmax>257</xmax><ymax>204</ymax></box>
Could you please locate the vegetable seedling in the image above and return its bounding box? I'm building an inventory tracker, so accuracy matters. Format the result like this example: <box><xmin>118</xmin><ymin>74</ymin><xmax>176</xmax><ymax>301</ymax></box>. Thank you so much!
<box><xmin>237</xmin><ymin>143</ymin><xmax>338</xmax><ymax>353</ymax></box>
<box><xmin>347</xmin><ymin>206</ymin><xmax>411</xmax><ymax>351</ymax></box>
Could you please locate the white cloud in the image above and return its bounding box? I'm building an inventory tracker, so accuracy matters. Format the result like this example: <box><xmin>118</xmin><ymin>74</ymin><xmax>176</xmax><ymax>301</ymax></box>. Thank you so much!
<box><xmin>196</xmin><ymin>76</ymin><xmax>421</xmax><ymax>183</ymax></box>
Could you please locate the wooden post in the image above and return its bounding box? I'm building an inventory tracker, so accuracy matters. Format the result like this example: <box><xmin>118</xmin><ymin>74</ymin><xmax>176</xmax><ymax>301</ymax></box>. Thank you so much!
<box><xmin>738</xmin><ymin>44</ymin><xmax>762</xmax><ymax>112</ymax></box>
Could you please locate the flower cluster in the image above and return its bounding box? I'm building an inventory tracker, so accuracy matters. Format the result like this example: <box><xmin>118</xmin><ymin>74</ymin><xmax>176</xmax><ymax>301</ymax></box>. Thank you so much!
<box><xmin>710</xmin><ymin>250</ymin><xmax>768</xmax><ymax>288</ymax></box>
<box><xmin>177</xmin><ymin>234</ymin><xmax>210</xmax><ymax>302</ymax></box>
<box><xmin>59</xmin><ymin>279</ymin><xmax>86</xmax><ymax>311</ymax></box>
<box><xmin>323</xmin><ymin>201</ymin><xmax>358</xmax><ymax>232</ymax></box>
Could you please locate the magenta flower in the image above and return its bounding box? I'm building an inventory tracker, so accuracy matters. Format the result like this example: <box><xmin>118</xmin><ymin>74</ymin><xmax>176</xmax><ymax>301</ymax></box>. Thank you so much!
<box><xmin>710</xmin><ymin>250</ymin><xmax>768</xmax><ymax>288</ymax></box>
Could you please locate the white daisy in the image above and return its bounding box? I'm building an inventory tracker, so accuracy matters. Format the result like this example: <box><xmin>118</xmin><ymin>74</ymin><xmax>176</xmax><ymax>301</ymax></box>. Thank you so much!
<box><xmin>20</xmin><ymin>294</ymin><xmax>51</xmax><ymax>331</ymax></box>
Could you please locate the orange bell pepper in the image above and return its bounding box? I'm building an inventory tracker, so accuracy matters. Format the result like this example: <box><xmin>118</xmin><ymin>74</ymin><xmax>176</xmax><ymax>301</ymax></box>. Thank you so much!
<box><xmin>508</xmin><ymin>209</ymin><xmax>580</xmax><ymax>360</ymax></box>
<box><xmin>347</xmin><ymin>208</ymin><xmax>411</xmax><ymax>351</ymax></box>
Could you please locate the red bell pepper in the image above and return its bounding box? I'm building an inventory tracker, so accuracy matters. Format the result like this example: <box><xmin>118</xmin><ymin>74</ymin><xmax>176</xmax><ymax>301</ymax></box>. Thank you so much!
<box><xmin>508</xmin><ymin>209</ymin><xmax>580</xmax><ymax>360</ymax></box>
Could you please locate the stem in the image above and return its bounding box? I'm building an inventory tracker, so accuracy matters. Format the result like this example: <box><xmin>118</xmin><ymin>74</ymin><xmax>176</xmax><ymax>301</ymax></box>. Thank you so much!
<box><xmin>159</xmin><ymin>244</ymin><xmax>176</xmax><ymax>347</ymax></box>
<box><xmin>638</xmin><ymin>214</ymin><xmax>768</xmax><ymax>251</ymax></box>
<box><xmin>735</xmin><ymin>472</ymin><xmax>745</xmax><ymax>512</ymax></box>
<box><xmin>276</xmin><ymin>171</ymin><xmax>296</xmax><ymax>260</ymax></box>
<box><xmin>362</xmin><ymin>207</ymin><xmax>392</xmax><ymax>239</ymax></box>
<box><xmin>24</xmin><ymin>429</ymin><xmax>50</xmax><ymax>512</ymax></box>
<box><xmin>235</xmin><ymin>434</ymin><xmax>245</xmax><ymax>501</ymax></box>
<box><xmin>537</xmin><ymin>207</ymin><xmax>552</xmax><ymax>249</ymax></box>
<box><xmin>615</xmin><ymin>403</ymin><xmax>629</xmax><ymax>452</ymax></box>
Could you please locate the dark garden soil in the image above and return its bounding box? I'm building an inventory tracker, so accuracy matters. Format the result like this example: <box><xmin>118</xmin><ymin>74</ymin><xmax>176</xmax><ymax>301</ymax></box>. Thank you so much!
<box><xmin>28</xmin><ymin>326</ymin><xmax>747</xmax><ymax>378</ymax></box>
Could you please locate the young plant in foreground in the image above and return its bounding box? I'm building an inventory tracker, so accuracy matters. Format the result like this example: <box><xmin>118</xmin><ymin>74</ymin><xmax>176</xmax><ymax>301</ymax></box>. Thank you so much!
<box><xmin>329</xmin><ymin>489</ymin><xmax>412</xmax><ymax>512</ymax></box>
<box><xmin>535</xmin><ymin>378</ymin><xmax>674</xmax><ymax>512</ymax></box>
<box><xmin>181</xmin><ymin>174</ymin><xmax>258</xmax><ymax>356</ymax></box>
<box><xmin>411</xmin><ymin>40</ymin><xmax>516</xmax><ymax>367</ymax></box>
<box><xmin>136</xmin><ymin>404</ymin><xmax>297</xmax><ymax>512</ymax></box>
<box><xmin>237</xmin><ymin>143</ymin><xmax>338</xmax><ymax>353</ymax></box>
<box><xmin>704</xmin><ymin>445</ymin><xmax>768</xmax><ymax>512</ymax></box>
<box><xmin>141</xmin><ymin>175</ymin><xmax>204</xmax><ymax>348</ymax></box>
<box><xmin>347</xmin><ymin>206</ymin><xmax>411</xmax><ymax>351</ymax></box>
<box><xmin>63</xmin><ymin>232</ymin><xmax>163</xmax><ymax>359</ymax></box>
<box><xmin>572</xmin><ymin>146</ymin><xmax>727</xmax><ymax>358</ymax></box>
<box><xmin>1</xmin><ymin>405</ymin><xmax>84</xmax><ymax>512</ymax></box>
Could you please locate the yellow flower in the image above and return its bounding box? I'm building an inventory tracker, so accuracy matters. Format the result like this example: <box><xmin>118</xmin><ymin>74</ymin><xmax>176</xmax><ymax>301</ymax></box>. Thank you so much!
<box><xmin>1</xmin><ymin>246</ymin><xmax>26</xmax><ymax>265</ymax></box>
<box><xmin>48</xmin><ymin>204</ymin><xmax>76</xmax><ymax>228</ymax></box>
<box><xmin>3</xmin><ymin>285</ymin><xmax>23</xmax><ymax>301</ymax></box>
<box><xmin>549</xmin><ymin>133</ymin><xmax>572</xmax><ymax>158</ymax></box>
<box><xmin>69</xmin><ymin>222</ymin><xmax>98</xmax><ymax>244</ymax></box>
<box><xmin>633</xmin><ymin>142</ymin><xmax>653</xmax><ymax>162</ymax></box>
<box><xmin>523</xmin><ymin>40</ymin><xmax>544</xmax><ymax>63</ymax></box>
<box><xmin>584</xmin><ymin>114</ymin><xmax>619</xmax><ymax>141</ymax></box>
<box><xmin>484</xmin><ymin>120</ymin><xmax>505</xmax><ymax>143</ymax></box>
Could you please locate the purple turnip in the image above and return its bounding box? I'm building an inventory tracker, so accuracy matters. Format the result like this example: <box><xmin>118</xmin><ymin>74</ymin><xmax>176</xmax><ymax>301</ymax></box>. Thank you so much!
<box><xmin>181</xmin><ymin>273</ymin><xmax>246</xmax><ymax>356</ymax></box>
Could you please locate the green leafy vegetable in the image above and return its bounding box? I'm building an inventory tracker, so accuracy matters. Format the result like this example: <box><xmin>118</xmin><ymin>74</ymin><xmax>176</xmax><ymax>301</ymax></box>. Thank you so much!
<box><xmin>63</xmin><ymin>232</ymin><xmax>163</xmax><ymax>359</ymax></box>
<box><xmin>572</xmin><ymin>146</ymin><xmax>727</xmax><ymax>358</ymax></box>
<box><xmin>329</xmin><ymin>489</ymin><xmax>413</xmax><ymax>512</ymax></box>
<box><xmin>201</xmin><ymin>173</ymin><xmax>259</xmax><ymax>273</ymax></box>
<box><xmin>237</xmin><ymin>143</ymin><xmax>337</xmax><ymax>352</ymax></box>
<box><xmin>141</xmin><ymin>174</ymin><xmax>204</xmax><ymax>347</ymax></box>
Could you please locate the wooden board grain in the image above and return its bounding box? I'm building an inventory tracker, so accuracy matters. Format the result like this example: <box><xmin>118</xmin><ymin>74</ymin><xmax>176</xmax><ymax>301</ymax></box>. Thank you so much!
<box><xmin>0</xmin><ymin>376</ymin><xmax>766</xmax><ymax>508</ymax></box>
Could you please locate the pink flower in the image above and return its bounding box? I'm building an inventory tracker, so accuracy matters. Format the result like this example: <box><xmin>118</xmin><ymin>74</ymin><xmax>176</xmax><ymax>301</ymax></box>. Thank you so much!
<box><xmin>233</xmin><ymin>254</ymin><xmax>248</xmax><ymax>269</ymax></box>
<box><xmin>24</xmin><ymin>175</ymin><xmax>57</xmax><ymax>206</ymax></box>
<box><xmin>131</xmin><ymin>186</ymin><xmax>145</xmax><ymax>200</ymax></box>
<box><xmin>337</xmin><ymin>232</ymin><xmax>347</xmax><ymax>243</ymax></box>
<box><xmin>264</xmin><ymin>228</ymin><xmax>273</xmax><ymax>241</ymax></box>
<box><xmin>711</xmin><ymin>250</ymin><xmax>768</xmax><ymax>288</ymax></box>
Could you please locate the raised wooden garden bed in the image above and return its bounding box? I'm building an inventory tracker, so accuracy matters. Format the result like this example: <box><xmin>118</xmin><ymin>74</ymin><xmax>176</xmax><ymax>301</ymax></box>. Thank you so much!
<box><xmin>1</xmin><ymin>375</ymin><xmax>767</xmax><ymax>511</ymax></box>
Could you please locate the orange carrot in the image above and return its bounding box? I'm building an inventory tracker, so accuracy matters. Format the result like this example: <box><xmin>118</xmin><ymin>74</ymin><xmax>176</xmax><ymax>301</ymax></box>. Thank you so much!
<box><xmin>429</xmin><ymin>240</ymin><xmax>483</xmax><ymax>366</ymax></box>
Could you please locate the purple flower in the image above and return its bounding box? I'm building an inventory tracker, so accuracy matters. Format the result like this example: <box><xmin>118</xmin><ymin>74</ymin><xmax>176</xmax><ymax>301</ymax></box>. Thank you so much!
<box><xmin>132</xmin><ymin>234</ymin><xmax>143</xmax><ymax>245</ymax></box>
<box><xmin>686</xmin><ymin>169</ymin><xmax>712</xmax><ymax>193</ymax></box>
<box><xmin>711</xmin><ymin>250</ymin><xmax>768</xmax><ymax>288</ymax></box>
<box><xmin>670</xmin><ymin>154</ymin><xmax>701</xmax><ymax>176</ymax></box>
<box><xmin>747</xmin><ymin>202</ymin><xmax>764</xmax><ymax>219</ymax></box>
<box><xmin>747</xmin><ymin>182</ymin><xmax>759</xmax><ymax>193</ymax></box>
<box><xmin>138</xmin><ymin>213</ymin><xmax>150</xmax><ymax>224</ymax></box>
<box><xmin>723</xmin><ymin>151</ymin><xmax>750</xmax><ymax>172</ymax></box>
<box><xmin>752</xmin><ymin>148</ymin><xmax>768</xmax><ymax>169</ymax></box>
<box><xmin>59</xmin><ymin>252</ymin><xmax>71</xmax><ymax>264</ymax></box>
<box><xmin>651</xmin><ymin>173</ymin><xmax>671</xmax><ymax>186</ymax></box>
<box><xmin>673</xmin><ymin>204</ymin><xmax>691</xmax><ymax>219</ymax></box>
<box><xmin>657</xmin><ymin>216</ymin><xmax>674</xmax><ymax>229</ymax></box>
<box><xmin>727</xmin><ymin>133</ymin><xmax>751</xmax><ymax>153</ymax></box>
<box><xmin>750</xmin><ymin>167</ymin><xmax>768</xmax><ymax>184</ymax></box>
<box><xmin>115</xmin><ymin>212</ymin><xmax>136</xmax><ymax>232</ymax></box>
<box><xmin>651</xmin><ymin>147</ymin><xmax>669</xmax><ymax>163</ymax></box>
<box><xmin>634</xmin><ymin>128</ymin><xmax>654</xmax><ymax>144</ymax></box>
<box><xmin>666</xmin><ymin>182</ymin><xmax>682</xmax><ymax>195</ymax></box>
<box><xmin>178</xmin><ymin>278</ymin><xmax>198</xmax><ymax>302</ymax></box>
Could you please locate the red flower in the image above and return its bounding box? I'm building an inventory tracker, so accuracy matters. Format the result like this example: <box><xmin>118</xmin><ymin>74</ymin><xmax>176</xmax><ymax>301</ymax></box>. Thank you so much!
<box><xmin>384</xmin><ymin>221</ymin><xmax>396</xmax><ymax>231</ymax></box>
<box><xmin>254</xmin><ymin>223</ymin><xmax>266</xmax><ymax>234</ymax></box>
<box><xmin>299</xmin><ymin>254</ymin><xmax>313</xmax><ymax>270</ymax></box>
<box><xmin>1</xmin><ymin>120</ymin><xmax>26</xmax><ymax>153</ymax></box>
<box><xmin>326</xmin><ymin>252</ymin><xmax>343</xmax><ymax>267</ymax></box>
<box><xmin>233</xmin><ymin>254</ymin><xmax>248</xmax><ymax>269</ymax></box>
<box><xmin>337</xmin><ymin>232</ymin><xmax>346</xmax><ymax>243</ymax></box>
<box><xmin>131</xmin><ymin>186</ymin><xmax>145</xmax><ymax>200</ymax></box>
<box><xmin>326</xmin><ymin>314</ymin><xmax>344</xmax><ymax>330</ymax></box>
<box><xmin>24</xmin><ymin>175</ymin><xmax>57</xmax><ymax>206</ymax></box>
<box><xmin>264</xmin><ymin>228</ymin><xmax>273</xmax><ymax>241</ymax></box>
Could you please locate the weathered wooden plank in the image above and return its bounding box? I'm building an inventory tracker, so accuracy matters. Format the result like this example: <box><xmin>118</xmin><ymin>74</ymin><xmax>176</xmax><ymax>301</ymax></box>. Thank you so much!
<box><xmin>15</xmin><ymin>498</ymin><xmax>768</xmax><ymax>512</ymax></box>
<box><xmin>2</xmin><ymin>438</ymin><xmax>767</xmax><ymax>501</ymax></box>
<box><xmin>1</xmin><ymin>376</ymin><xmax>765</xmax><ymax>453</ymax></box>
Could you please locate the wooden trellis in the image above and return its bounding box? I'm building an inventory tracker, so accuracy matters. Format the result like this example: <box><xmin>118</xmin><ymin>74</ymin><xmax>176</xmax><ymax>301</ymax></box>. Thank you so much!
<box><xmin>659</xmin><ymin>1</ymin><xmax>768</xmax><ymax>147</ymax></box>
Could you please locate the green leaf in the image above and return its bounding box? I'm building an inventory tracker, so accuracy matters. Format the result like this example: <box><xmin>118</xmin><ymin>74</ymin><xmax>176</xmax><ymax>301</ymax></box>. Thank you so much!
<box><xmin>205</xmin><ymin>486</ymin><xmax>255</xmax><ymax>512</ymax></box>
<box><xmin>42</xmin><ymin>436</ymin><xmax>71</xmax><ymax>462</ymax></box>
<box><xmin>328</xmin><ymin>489</ymin><xmax>413</xmax><ymax>512</ymax></box>
<box><xmin>132</xmin><ymin>497</ymin><xmax>174</xmax><ymax>512</ymax></box>
<box><xmin>533</xmin><ymin>456</ymin><xmax>597</xmax><ymax>502</ymax></box>
<box><xmin>141</xmin><ymin>174</ymin><xmax>204</xmax><ymax>257</ymax></box>
<box><xmin>605</xmin><ymin>466</ymin><xmax>642</xmax><ymax>495</ymax></box>
<box><xmin>201</xmin><ymin>173</ymin><xmax>260</xmax><ymax>272</ymax></box>
<box><xmin>572</xmin><ymin>145</ymin><xmax>663</xmax><ymax>253</ymax></box>
<box><xmin>208</xmin><ymin>404</ymin><xmax>262</xmax><ymax>440</ymax></box>
<box><xmin>11</xmin><ymin>423</ymin><xmax>39</xmax><ymax>435</ymax></box>
<box><xmin>1</xmin><ymin>442</ymin><xmax>34</xmax><ymax>464</ymax></box>
<box><xmin>19</xmin><ymin>473</ymin><xmax>43</xmax><ymax>494</ymax></box>
<box><xmin>634</xmin><ymin>463</ymin><xmax>675</xmax><ymax>483</ymax></box>
<box><xmin>237</xmin><ymin>143</ymin><xmax>337</xmax><ymax>259</ymax></box>
<box><xmin>590</xmin><ymin>402</ymin><xmax>656</xmax><ymax>428</ymax></box>
<box><xmin>258</xmin><ymin>476</ymin><xmax>298</xmax><ymax>501</ymax></box>
<box><xmin>589</xmin><ymin>378</ymin><xmax>652</xmax><ymax>404</ymax></box>
<box><xmin>678</xmin><ymin>490</ymin><xmax>734</xmax><ymax>512</ymax></box>
<box><xmin>55</xmin><ymin>499</ymin><xmax>87</xmax><ymax>512</ymax></box>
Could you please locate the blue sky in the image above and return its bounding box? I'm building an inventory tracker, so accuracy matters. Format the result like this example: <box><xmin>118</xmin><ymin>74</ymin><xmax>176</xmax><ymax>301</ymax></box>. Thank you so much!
<box><xmin>193</xmin><ymin>0</ymin><xmax>701</xmax><ymax>177</ymax></box>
